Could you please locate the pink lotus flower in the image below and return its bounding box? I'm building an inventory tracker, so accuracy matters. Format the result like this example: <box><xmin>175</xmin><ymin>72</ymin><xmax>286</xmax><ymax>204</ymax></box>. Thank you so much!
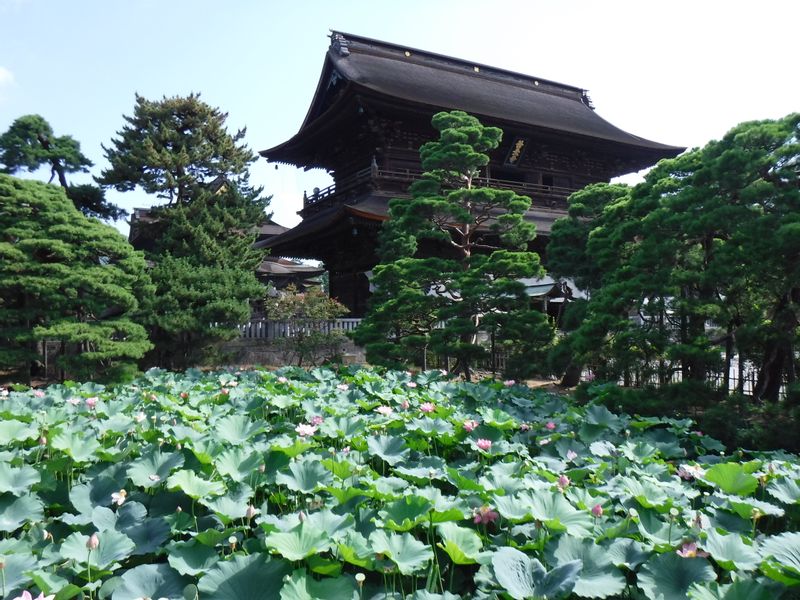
<box><xmin>463</xmin><ymin>419</ymin><xmax>479</xmax><ymax>433</ymax></box>
<box><xmin>539</xmin><ymin>438</ymin><xmax>551</xmax><ymax>446</ymax></box>
<box><xmin>473</xmin><ymin>505</ymin><xmax>499</xmax><ymax>524</ymax></box>
<box><xmin>520</xmin><ymin>423</ymin><xmax>530</xmax><ymax>432</ymax></box>
<box><xmin>406</xmin><ymin>381</ymin><xmax>417</xmax><ymax>388</ymax></box>
<box><xmin>566</xmin><ymin>450</ymin><xmax>578</xmax><ymax>461</ymax></box>
<box><xmin>342</xmin><ymin>446</ymin><xmax>351</xmax><ymax>454</ymax></box>
<box><xmin>375</xmin><ymin>405</ymin><xmax>394</xmax><ymax>416</ymax></box>
<box><xmin>591</xmin><ymin>503</ymin><xmax>603</xmax><ymax>518</ymax></box>
<box><xmin>33</xmin><ymin>390</ymin><xmax>45</xmax><ymax>398</ymax></box>
<box><xmin>503</xmin><ymin>379</ymin><xmax>516</xmax><ymax>386</ymax></box>
<box><xmin>111</xmin><ymin>489</ymin><xmax>127</xmax><ymax>506</ymax></box>
<box><xmin>545</xmin><ymin>421</ymin><xmax>556</xmax><ymax>431</ymax></box>
<box><xmin>557</xmin><ymin>474</ymin><xmax>570</xmax><ymax>490</ymax></box>
<box><xmin>277</xmin><ymin>376</ymin><xmax>289</xmax><ymax>384</ymax></box>
<box><xmin>86</xmin><ymin>532</ymin><xmax>100</xmax><ymax>550</ymax></box>
<box><xmin>220</xmin><ymin>388</ymin><xmax>230</xmax><ymax>395</ymax></box>
<box><xmin>310</xmin><ymin>415</ymin><xmax>324</xmax><ymax>426</ymax></box>
<box><xmin>135</xmin><ymin>412</ymin><xmax>146</xmax><ymax>423</ymax></box>
<box><xmin>11</xmin><ymin>592</ymin><xmax>55</xmax><ymax>600</ymax></box>
<box><xmin>420</xmin><ymin>402</ymin><xmax>436</xmax><ymax>414</ymax></box>
<box><xmin>336</xmin><ymin>383</ymin><xmax>349</xmax><ymax>391</ymax></box>
<box><xmin>400</xmin><ymin>400</ymin><xmax>410</xmax><ymax>410</ymax></box>
<box><xmin>677</xmin><ymin>464</ymin><xmax>706</xmax><ymax>480</ymax></box>
<box><xmin>66</xmin><ymin>397</ymin><xmax>80</xmax><ymax>406</ymax></box>
<box><xmin>476</xmin><ymin>438</ymin><xmax>492</xmax><ymax>451</ymax></box>
<box><xmin>85</xmin><ymin>397</ymin><xmax>97</xmax><ymax>409</ymax></box>
<box><xmin>295</xmin><ymin>423</ymin><xmax>317</xmax><ymax>437</ymax></box>
<box><xmin>676</xmin><ymin>542</ymin><xmax>709</xmax><ymax>558</ymax></box>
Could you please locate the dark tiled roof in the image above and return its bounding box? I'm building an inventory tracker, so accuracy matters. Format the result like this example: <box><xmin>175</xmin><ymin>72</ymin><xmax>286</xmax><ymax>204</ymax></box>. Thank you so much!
<box><xmin>262</xmin><ymin>32</ymin><xmax>683</xmax><ymax>162</ymax></box>
<box><xmin>330</xmin><ymin>32</ymin><xmax>679</xmax><ymax>151</ymax></box>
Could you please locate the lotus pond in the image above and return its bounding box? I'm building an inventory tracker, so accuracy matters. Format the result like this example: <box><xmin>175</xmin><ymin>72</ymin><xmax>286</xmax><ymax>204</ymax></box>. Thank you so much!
<box><xmin>0</xmin><ymin>367</ymin><xmax>799</xmax><ymax>600</ymax></box>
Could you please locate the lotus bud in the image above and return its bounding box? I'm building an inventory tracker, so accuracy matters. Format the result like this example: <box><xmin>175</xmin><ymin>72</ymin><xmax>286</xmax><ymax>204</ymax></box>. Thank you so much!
<box><xmin>246</xmin><ymin>504</ymin><xmax>258</xmax><ymax>520</ymax></box>
<box><xmin>38</xmin><ymin>435</ymin><xmax>47</xmax><ymax>446</ymax></box>
<box><xmin>87</xmin><ymin>533</ymin><xmax>100</xmax><ymax>550</ymax></box>
<box><xmin>591</xmin><ymin>504</ymin><xmax>603</xmax><ymax>518</ymax></box>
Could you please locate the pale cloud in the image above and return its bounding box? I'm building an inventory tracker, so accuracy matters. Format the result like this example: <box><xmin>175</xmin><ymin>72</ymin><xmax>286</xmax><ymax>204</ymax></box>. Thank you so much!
<box><xmin>0</xmin><ymin>66</ymin><xmax>14</xmax><ymax>87</ymax></box>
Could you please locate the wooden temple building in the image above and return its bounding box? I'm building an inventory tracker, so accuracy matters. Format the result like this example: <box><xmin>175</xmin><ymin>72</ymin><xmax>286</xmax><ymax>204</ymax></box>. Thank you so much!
<box><xmin>257</xmin><ymin>31</ymin><xmax>683</xmax><ymax>316</ymax></box>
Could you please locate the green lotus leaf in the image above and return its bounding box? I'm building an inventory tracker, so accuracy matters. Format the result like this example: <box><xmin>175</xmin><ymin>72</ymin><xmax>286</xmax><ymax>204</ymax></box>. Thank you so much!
<box><xmin>368</xmin><ymin>530</ymin><xmax>433</xmax><ymax>575</ymax></box>
<box><xmin>264</xmin><ymin>522</ymin><xmax>333</xmax><ymax>561</ymax></box>
<box><xmin>302</xmin><ymin>509</ymin><xmax>354</xmax><ymax>541</ymax></box>
<box><xmin>197</xmin><ymin>554</ymin><xmax>291</xmax><ymax>600</ymax></box>
<box><xmin>637</xmin><ymin>508</ymin><xmax>688</xmax><ymax>548</ymax></box>
<box><xmin>122</xmin><ymin>514</ymin><xmax>171</xmax><ymax>555</ymax></box>
<box><xmin>637</xmin><ymin>552</ymin><xmax>716</xmax><ymax>600</ymax></box>
<box><xmin>320</xmin><ymin>416</ymin><xmax>366</xmax><ymax>438</ymax></box>
<box><xmin>279</xmin><ymin>568</ymin><xmax>358</xmax><ymax>600</ymax></box>
<box><xmin>338</xmin><ymin>530</ymin><xmax>375</xmax><ymax>569</ymax></box>
<box><xmin>51</xmin><ymin>430</ymin><xmax>102</xmax><ymax>463</ymax></box>
<box><xmin>700</xmin><ymin>529</ymin><xmax>760</xmax><ymax>571</ymax></box>
<box><xmin>618</xmin><ymin>476</ymin><xmax>671</xmax><ymax>511</ymax></box>
<box><xmin>69</xmin><ymin>476</ymin><xmax>126</xmax><ymax>517</ymax></box>
<box><xmin>703</xmin><ymin>463</ymin><xmax>759</xmax><ymax>497</ymax></box>
<box><xmin>201</xmin><ymin>483</ymin><xmax>254</xmax><ymax>523</ymax></box>
<box><xmin>367</xmin><ymin>435</ymin><xmax>410</xmax><ymax>466</ymax></box>
<box><xmin>436</xmin><ymin>522</ymin><xmax>483</xmax><ymax>565</ymax></box>
<box><xmin>526</xmin><ymin>491</ymin><xmax>594</xmax><ymax>537</ymax></box>
<box><xmin>406</xmin><ymin>418</ymin><xmax>455</xmax><ymax>437</ymax></box>
<box><xmin>605</xmin><ymin>538</ymin><xmax>650</xmax><ymax>570</ymax></box>
<box><xmin>0</xmin><ymin>463</ymin><xmax>40</xmax><ymax>495</ymax></box>
<box><xmin>60</xmin><ymin>529</ymin><xmax>135</xmax><ymax>570</ymax></box>
<box><xmin>760</xmin><ymin>531</ymin><xmax>800</xmax><ymax>585</ymax></box>
<box><xmin>714</xmin><ymin>492</ymin><xmax>785</xmax><ymax>519</ymax></box>
<box><xmin>493</xmin><ymin>493</ymin><xmax>531</xmax><ymax>522</ymax></box>
<box><xmin>29</xmin><ymin>568</ymin><xmax>73</xmax><ymax>597</ymax></box>
<box><xmin>167</xmin><ymin>540</ymin><xmax>220</xmax><ymax>576</ymax></box>
<box><xmin>166</xmin><ymin>469</ymin><xmax>225</xmax><ymax>500</ymax></box>
<box><xmin>446</xmin><ymin>467</ymin><xmax>484</xmax><ymax>492</ymax></box>
<box><xmin>492</xmin><ymin>546</ymin><xmax>582</xmax><ymax>600</ymax></box>
<box><xmin>189</xmin><ymin>438</ymin><xmax>224</xmax><ymax>464</ymax></box>
<box><xmin>584</xmin><ymin>404</ymin><xmax>624</xmax><ymax>431</ymax></box>
<box><xmin>688</xmin><ymin>579</ymin><xmax>779</xmax><ymax>600</ymax></box>
<box><xmin>379</xmin><ymin>495</ymin><xmax>433</xmax><ymax>531</ymax></box>
<box><xmin>321</xmin><ymin>457</ymin><xmax>356</xmax><ymax>480</ymax></box>
<box><xmin>0</xmin><ymin>492</ymin><xmax>43</xmax><ymax>532</ymax></box>
<box><xmin>127</xmin><ymin>449</ymin><xmax>185</xmax><ymax>488</ymax></box>
<box><xmin>275</xmin><ymin>459</ymin><xmax>333</xmax><ymax>494</ymax></box>
<box><xmin>112</xmin><ymin>563</ymin><xmax>190</xmax><ymax>600</ymax></box>
<box><xmin>766</xmin><ymin>477</ymin><xmax>800</xmax><ymax>505</ymax></box>
<box><xmin>0</xmin><ymin>419</ymin><xmax>38</xmax><ymax>445</ymax></box>
<box><xmin>0</xmin><ymin>552</ymin><xmax>34</xmax><ymax>597</ymax></box>
<box><xmin>271</xmin><ymin>437</ymin><xmax>315</xmax><ymax>458</ymax></box>
<box><xmin>547</xmin><ymin>536</ymin><xmax>626</xmax><ymax>598</ymax></box>
<box><xmin>213</xmin><ymin>414</ymin><xmax>266</xmax><ymax>445</ymax></box>
<box><xmin>478</xmin><ymin>407</ymin><xmax>517</xmax><ymax>429</ymax></box>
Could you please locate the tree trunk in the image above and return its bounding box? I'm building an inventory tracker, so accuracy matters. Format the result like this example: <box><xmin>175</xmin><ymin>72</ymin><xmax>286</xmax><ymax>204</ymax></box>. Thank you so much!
<box><xmin>560</xmin><ymin>361</ymin><xmax>583</xmax><ymax>387</ymax></box>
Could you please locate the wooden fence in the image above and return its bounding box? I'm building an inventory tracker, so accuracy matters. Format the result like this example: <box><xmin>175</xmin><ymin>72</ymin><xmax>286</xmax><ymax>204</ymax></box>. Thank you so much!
<box><xmin>238</xmin><ymin>319</ymin><xmax>363</xmax><ymax>340</ymax></box>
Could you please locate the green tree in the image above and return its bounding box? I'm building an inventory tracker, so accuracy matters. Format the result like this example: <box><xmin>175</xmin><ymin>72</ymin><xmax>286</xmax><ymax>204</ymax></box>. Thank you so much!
<box><xmin>98</xmin><ymin>93</ymin><xmax>258</xmax><ymax>204</ymax></box>
<box><xmin>549</xmin><ymin>113</ymin><xmax>800</xmax><ymax>401</ymax></box>
<box><xmin>98</xmin><ymin>93</ymin><xmax>270</xmax><ymax>369</ymax></box>
<box><xmin>0</xmin><ymin>174</ymin><xmax>152</xmax><ymax>382</ymax></box>
<box><xmin>140</xmin><ymin>188</ymin><xmax>267</xmax><ymax>369</ymax></box>
<box><xmin>263</xmin><ymin>285</ymin><xmax>349</xmax><ymax>366</ymax></box>
<box><xmin>0</xmin><ymin>114</ymin><xmax>125</xmax><ymax>220</ymax></box>
<box><xmin>354</xmin><ymin>111</ymin><xmax>553</xmax><ymax>380</ymax></box>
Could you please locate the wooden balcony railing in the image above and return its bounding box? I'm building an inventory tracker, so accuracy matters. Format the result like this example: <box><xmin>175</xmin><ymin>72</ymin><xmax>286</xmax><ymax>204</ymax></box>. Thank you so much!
<box><xmin>302</xmin><ymin>167</ymin><xmax>579</xmax><ymax>208</ymax></box>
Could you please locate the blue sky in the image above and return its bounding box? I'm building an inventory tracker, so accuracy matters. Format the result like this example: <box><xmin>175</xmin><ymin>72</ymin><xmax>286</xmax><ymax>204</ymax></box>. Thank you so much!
<box><xmin>1</xmin><ymin>0</ymin><xmax>798</xmax><ymax>234</ymax></box>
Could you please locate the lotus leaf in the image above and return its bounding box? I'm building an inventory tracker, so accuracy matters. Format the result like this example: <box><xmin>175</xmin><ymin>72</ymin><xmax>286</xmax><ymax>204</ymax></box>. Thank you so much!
<box><xmin>637</xmin><ymin>552</ymin><xmax>716</xmax><ymax>600</ymax></box>
<box><xmin>279</xmin><ymin>568</ymin><xmax>358</xmax><ymax>600</ymax></box>
<box><xmin>368</xmin><ymin>530</ymin><xmax>433</xmax><ymax>575</ymax></box>
<box><xmin>492</xmin><ymin>546</ymin><xmax>582</xmax><ymax>600</ymax></box>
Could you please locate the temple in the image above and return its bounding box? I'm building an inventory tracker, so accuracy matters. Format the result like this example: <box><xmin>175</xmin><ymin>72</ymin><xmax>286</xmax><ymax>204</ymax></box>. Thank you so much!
<box><xmin>258</xmin><ymin>31</ymin><xmax>683</xmax><ymax>316</ymax></box>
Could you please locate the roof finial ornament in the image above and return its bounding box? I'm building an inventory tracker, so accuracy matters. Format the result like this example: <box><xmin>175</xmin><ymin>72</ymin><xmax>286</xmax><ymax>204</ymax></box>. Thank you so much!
<box><xmin>331</xmin><ymin>33</ymin><xmax>350</xmax><ymax>57</ymax></box>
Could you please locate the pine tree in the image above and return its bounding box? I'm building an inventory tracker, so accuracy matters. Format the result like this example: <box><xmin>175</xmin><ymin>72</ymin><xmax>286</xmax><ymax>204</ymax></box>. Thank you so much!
<box><xmin>0</xmin><ymin>174</ymin><xmax>152</xmax><ymax>382</ymax></box>
<box><xmin>0</xmin><ymin>114</ymin><xmax>125</xmax><ymax>220</ymax></box>
<box><xmin>98</xmin><ymin>93</ymin><xmax>270</xmax><ymax>369</ymax></box>
<box><xmin>354</xmin><ymin>111</ymin><xmax>553</xmax><ymax>380</ymax></box>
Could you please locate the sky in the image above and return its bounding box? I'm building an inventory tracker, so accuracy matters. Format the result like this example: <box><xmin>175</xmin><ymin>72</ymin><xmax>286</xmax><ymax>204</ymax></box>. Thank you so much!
<box><xmin>1</xmin><ymin>0</ymin><xmax>798</xmax><ymax>236</ymax></box>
